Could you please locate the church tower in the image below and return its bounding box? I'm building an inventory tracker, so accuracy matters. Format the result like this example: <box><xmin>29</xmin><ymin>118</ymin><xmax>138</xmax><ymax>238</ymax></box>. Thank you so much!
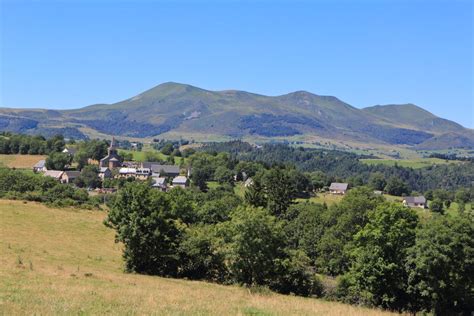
<box><xmin>99</xmin><ymin>137</ymin><xmax>122</xmax><ymax>168</ymax></box>
<box><xmin>108</xmin><ymin>137</ymin><xmax>118</xmax><ymax>156</ymax></box>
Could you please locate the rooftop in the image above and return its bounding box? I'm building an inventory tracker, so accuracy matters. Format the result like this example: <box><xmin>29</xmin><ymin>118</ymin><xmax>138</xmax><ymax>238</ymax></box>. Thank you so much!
<box><xmin>44</xmin><ymin>170</ymin><xmax>64</xmax><ymax>179</ymax></box>
<box><xmin>404</xmin><ymin>196</ymin><xmax>426</xmax><ymax>204</ymax></box>
<box><xmin>329</xmin><ymin>183</ymin><xmax>349</xmax><ymax>191</ymax></box>
<box><xmin>34</xmin><ymin>160</ymin><xmax>46</xmax><ymax>168</ymax></box>
<box><xmin>119</xmin><ymin>168</ymin><xmax>136</xmax><ymax>174</ymax></box>
<box><xmin>148</xmin><ymin>164</ymin><xmax>180</xmax><ymax>174</ymax></box>
<box><xmin>172</xmin><ymin>176</ymin><xmax>188</xmax><ymax>184</ymax></box>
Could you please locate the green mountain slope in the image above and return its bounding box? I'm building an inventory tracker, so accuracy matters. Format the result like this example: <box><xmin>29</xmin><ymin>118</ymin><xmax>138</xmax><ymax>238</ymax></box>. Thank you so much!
<box><xmin>362</xmin><ymin>104</ymin><xmax>464</xmax><ymax>134</ymax></box>
<box><xmin>0</xmin><ymin>82</ymin><xmax>472</xmax><ymax>149</ymax></box>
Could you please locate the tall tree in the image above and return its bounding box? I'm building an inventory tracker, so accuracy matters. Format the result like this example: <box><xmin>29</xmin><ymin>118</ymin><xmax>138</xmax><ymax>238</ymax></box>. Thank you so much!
<box><xmin>45</xmin><ymin>152</ymin><xmax>71</xmax><ymax>171</ymax></box>
<box><xmin>105</xmin><ymin>182</ymin><xmax>182</xmax><ymax>276</ymax></box>
<box><xmin>221</xmin><ymin>206</ymin><xmax>285</xmax><ymax>286</ymax></box>
<box><xmin>317</xmin><ymin>187</ymin><xmax>384</xmax><ymax>275</ymax></box>
<box><xmin>406</xmin><ymin>214</ymin><xmax>474</xmax><ymax>314</ymax></box>
<box><xmin>343</xmin><ymin>203</ymin><xmax>419</xmax><ymax>311</ymax></box>
<box><xmin>262</xmin><ymin>168</ymin><xmax>297</xmax><ymax>217</ymax></box>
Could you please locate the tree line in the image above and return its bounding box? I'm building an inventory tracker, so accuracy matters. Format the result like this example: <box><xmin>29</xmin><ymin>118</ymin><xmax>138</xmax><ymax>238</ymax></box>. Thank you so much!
<box><xmin>105</xmin><ymin>181</ymin><xmax>473</xmax><ymax>315</ymax></box>
<box><xmin>202</xmin><ymin>141</ymin><xmax>474</xmax><ymax>192</ymax></box>
<box><xmin>0</xmin><ymin>132</ymin><xmax>66</xmax><ymax>155</ymax></box>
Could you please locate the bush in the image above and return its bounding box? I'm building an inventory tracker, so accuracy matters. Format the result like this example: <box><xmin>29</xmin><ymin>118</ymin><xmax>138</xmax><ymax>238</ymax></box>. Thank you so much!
<box><xmin>272</xmin><ymin>250</ymin><xmax>323</xmax><ymax>297</ymax></box>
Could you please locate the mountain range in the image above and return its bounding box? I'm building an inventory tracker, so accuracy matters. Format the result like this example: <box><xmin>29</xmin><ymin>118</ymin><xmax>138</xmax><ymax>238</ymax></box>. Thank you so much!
<box><xmin>1</xmin><ymin>82</ymin><xmax>473</xmax><ymax>150</ymax></box>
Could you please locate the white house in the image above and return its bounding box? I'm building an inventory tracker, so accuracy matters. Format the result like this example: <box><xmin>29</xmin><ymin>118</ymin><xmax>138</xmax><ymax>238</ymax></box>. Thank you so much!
<box><xmin>172</xmin><ymin>176</ymin><xmax>189</xmax><ymax>188</ymax></box>
<box><xmin>33</xmin><ymin>160</ymin><xmax>47</xmax><ymax>173</ymax></box>
<box><xmin>152</xmin><ymin>177</ymin><xmax>167</xmax><ymax>191</ymax></box>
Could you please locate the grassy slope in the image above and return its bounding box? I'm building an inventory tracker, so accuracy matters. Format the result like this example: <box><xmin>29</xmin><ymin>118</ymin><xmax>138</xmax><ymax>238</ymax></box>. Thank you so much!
<box><xmin>0</xmin><ymin>200</ymin><xmax>397</xmax><ymax>315</ymax></box>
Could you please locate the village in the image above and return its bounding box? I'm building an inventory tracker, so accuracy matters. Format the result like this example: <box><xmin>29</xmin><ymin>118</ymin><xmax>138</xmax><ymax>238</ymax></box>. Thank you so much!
<box><xmin>33</xmin><ymin>138</ymin><xmax>190</xmax><ymax>192</ymax></box>
<box><xmin>31</xmin><ymin>138</ymin><xmax>429</xmax><ymax>209</ymax></box>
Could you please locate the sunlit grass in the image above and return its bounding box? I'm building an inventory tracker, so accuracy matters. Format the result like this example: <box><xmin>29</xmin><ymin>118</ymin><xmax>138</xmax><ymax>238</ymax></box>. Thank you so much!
<box><xmin>0</xmin><ymin>200</ymin><xmax>399</xmax><ymax>315</ymax></box>
<box><xmin>296</xmin><ymin>193</ymin><xmax>344</xmax><ymax>206</ymax></box>
<box><xmin>0</xmin><ymin>154</ymin><xmax>47</xmax><ymax>169</ymax></box>
<box><xmin>360</xmin><ymin>157</ymin><xmax>462</xmax><ymax>169</ymax></box>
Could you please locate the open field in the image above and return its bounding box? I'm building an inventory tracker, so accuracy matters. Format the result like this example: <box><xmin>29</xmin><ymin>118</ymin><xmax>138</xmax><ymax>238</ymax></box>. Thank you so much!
<box><xmin>360</xmin><ymin>157</ymin><xmax>462</xmax><ymax>169</ymax></box>
<box><xmin>0</xmin><ymin>199</ymin><xmax>398</xmax><ymax>315</ymax></box>
<box><xmin>119</xmin><ymin>149</ymin><xmax>187</xmax><ymax>165</ymax></box>
<box><xmin>0</xmin><ymin>154</ymin><xmax>47</xmax><ymax>169</ymax></box>
<box><xmin>297</xmin><ymin>193</ymin><xmax>344</xmax><ymax>205</ymax></box>
<box><xmin>234</xmin><ymin>182</ymin><xmax>246</xmax><ymax>198</ymax></box>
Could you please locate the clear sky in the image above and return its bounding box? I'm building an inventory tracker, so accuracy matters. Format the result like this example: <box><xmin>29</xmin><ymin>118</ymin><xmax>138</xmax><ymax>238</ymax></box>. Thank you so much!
<box><xmin>1</xmin><ymin>0</ymin><xmax>473</xmax><ymax>128</ymax></box>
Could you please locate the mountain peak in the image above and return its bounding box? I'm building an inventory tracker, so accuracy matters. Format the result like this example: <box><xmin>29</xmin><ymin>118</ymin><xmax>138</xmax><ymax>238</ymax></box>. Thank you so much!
<box><xmin>128</xmin><ymin>82</ymin><xmax>209</xmax><ymax>101</ymax></box>
<box><xmin>0</xmin><ymin>82</ymin><xmax>470</xmax><ymax>149</ymax></box>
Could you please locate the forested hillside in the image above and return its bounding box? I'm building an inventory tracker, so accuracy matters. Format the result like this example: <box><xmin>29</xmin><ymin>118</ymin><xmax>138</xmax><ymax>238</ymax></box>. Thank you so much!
<box><xmin>202</xmin><ymin>141</ymin><xmax>474</xmax><ymax>192</ymax></box>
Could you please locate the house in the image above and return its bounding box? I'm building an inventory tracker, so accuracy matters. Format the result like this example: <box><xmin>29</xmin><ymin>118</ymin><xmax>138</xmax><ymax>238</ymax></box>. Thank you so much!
<box><xmin>144</xmin><ymin>164</ymin><xmax>180</xmax><ymax>178</ymax></box>
<box><xmin>172</xmin><ymin>176</ymin><xmax>189</xmax><ymax>188</ymax></box>
<box><xmin>116</xmin><ymin>167</ymin><xmax>150</xmax><ymax>180</ymax></box>
<box><xmin>244</xmin><ymin>178</ymin><xmax>254</xmax><ymax>187</ymax></box>
<box><xmin>98</xmin><ymin>167</ymin><xmax>113</xmax><ymax>179</ymax></box>
<box><xmin>118</xmin><ymin>167</ymin><xmax>137</xmax><ymax>178</ymax></box>
<box><xmin>60</xmin><ymin>171</ymin><xmax>81</xmax><ymax>184</ymax></box>
<box><xmin>33</xmin><ymin>160</ymin><xmax>47</xmax><ymax>173</ymax></box>
<box><xmin>151</xmin><ymin>177</ymin><xmax>167</xmax><ymax>191</ymax></box>
<box><xmin>62</xmin><ymin>147</ymin><xmax>77</xmax><ymax>156</ymax></box>
<box><xmin>43</xmin><ymin>170</ymin><xmax>64</xmax><ymax>181</ymax></box>
<box><xmin>329</xmin><ymin>182</ymin><xmax>349</xmax><ymax>195</ymax></box>
<box><xmin>403</xmin><ymin>196</ymin><xmax>427</xmax><ymax>209</ymax></box>
<box><xmin>135</xmin><ymin>168</ymin><xmax>151</xmax><ymax>180</ymax></box>
<box><xmin>130</xmin><ymin>142</ymin><xmax>139</xmax><ymax>150</ymax></box>
<box><xmin>100</xmin><ymin>138</ymin><xmax>122</xmax><ymax>169</ymax></box>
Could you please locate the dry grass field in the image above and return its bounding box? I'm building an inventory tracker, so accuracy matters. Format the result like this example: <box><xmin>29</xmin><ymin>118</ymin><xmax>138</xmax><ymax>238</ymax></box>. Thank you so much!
<box><xmin>0</xmin><ymin>154</ymin><xmax>47</xmax><ymax>169</ymax></box>
<box><xmin>0</xmin><ymin>200</ymin><xmax>398</xmax><ymax>315</ymax></box>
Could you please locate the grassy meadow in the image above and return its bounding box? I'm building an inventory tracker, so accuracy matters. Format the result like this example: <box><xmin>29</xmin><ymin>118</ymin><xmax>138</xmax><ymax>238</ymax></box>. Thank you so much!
<box><xmin>360</xmin><ymin>157</ymin><xmax>462</xmax><ymax>169</ymax></box>
<box><xmin>118</xmin><ymin>149</ymin><xmax>187</xmax><ymax>165</ymax></box>
<box><xmin>0</xmin><ymin>200</ymin><xmax>400</xmax><ymax>315</ymax></box>
<box><xmin>296</xmin><ymin>193</ymin><xmax>344</xmax><ymax>205</ymax></box>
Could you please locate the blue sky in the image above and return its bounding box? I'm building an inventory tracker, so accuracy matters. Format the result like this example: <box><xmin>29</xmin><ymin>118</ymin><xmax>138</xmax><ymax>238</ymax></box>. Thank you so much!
<box><xmin>1</xmin><ymin>0</ymin><xmax>473</xmax><ymax>127</ymax></box>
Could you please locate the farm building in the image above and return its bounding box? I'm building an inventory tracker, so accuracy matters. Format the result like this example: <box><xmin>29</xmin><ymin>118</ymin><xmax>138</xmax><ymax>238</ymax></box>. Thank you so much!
<box><xmin>244</xmin><ymin>178</ymin><xmax>254</xmax><ymax>187</ymax></box>
<box><xmin>60</xmin><ymin>171</ymin><xmax>81</xmax><ymax>184</ymax></box>
<box><xmin>43</xmin><ymin>170</ymin><xmax>64</xmax><ymax>181</ymax></box>
<box><xmin>118</xmin><ymin>168</ymin><xmax>137</xmax><ymax>178</ymax></box>
<box><xmin>98</xmin><ymin>167</ymin><xmax>112</xmax><ymax>179</ymax></box>
<box><xmin>152</xmin><ymin>177</ymin><xmax>167</xmax><ymax>191</ymax></box>
<box><xmin>403</xmin><ymin>196</ymin><xmax>427</xmax><ymax>209</ymax></box>
<box><xmin>172</xmin><ymin>176</ymin><xmax>189</xmax><ymax>188</ymax></box>
<box><xmin>142</xmin><ymin>163</ymin><xmax>180</xmax><ymax>178</ymax></box>
<box><xmin>33</xmin><ymin>160</ymin><xmax>47</xmax><ymax>173</ymax></box>
<box><xmin>329</xmin><ymin>183</ymin><xmax>349</xmax><ymax>195</ymax></box>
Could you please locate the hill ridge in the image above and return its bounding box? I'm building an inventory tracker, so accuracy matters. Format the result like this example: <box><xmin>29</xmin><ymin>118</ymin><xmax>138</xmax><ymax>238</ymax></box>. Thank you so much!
<box><xmin>0</xmin><ymin>82</ymin><xmax>471</xmax><ymax>150</ymax></box>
